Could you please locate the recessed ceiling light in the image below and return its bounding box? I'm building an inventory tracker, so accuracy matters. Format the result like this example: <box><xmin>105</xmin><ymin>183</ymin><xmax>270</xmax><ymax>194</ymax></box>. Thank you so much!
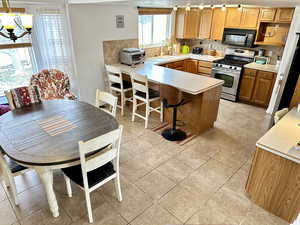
<box><xmin>198</xmin><ymin>4</ymin><xmax>204</xmax><ymax>10</ymax></box>
<box><xmin>222</xmin><ymin>4</ymin><xmax>226</xmax><ymax>11</ymax></box>
<box><xmin>173</xmin><ymin>6</ymin><xmax>178</xmax><ymax>11</ymax></box>
<box><xmin>186</xmin><ymin>4</ymin><xmax>191</xmax><ymax>11</ymax></box>
<box><xmin>211</xmin><ymin>5</ymin><xmax>215</xmax><ymax>9</ymax></box>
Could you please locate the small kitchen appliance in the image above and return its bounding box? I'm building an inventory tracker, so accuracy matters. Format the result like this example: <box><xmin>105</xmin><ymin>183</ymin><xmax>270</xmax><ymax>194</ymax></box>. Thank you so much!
<box><xmin>192</xmin><ymin>47</ymin><xmax>203</xmax><ymax>54</ymax></box>
<box><xmin>181</xmin><ymin>44</ymin><xmax>190</xmax><ymax>54</ymax></box>
<box><xmin>222</xmin><ymin>28</ymin><xmax>256</xmax><ymax>48</ymax></box>
<box><xmin>212</xmin><ymin>48</ymin><xmax>255</xmax><ymax>101</ymax></box>
<box><xmin>120</xmin><ymin>48</ymin><xmax>145</xmax><ymax>66</ymax></box>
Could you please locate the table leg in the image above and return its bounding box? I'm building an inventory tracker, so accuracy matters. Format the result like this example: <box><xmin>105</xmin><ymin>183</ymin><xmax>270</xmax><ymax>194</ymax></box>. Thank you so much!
<box><xmin>36</xmin><ymin>168</ymin><xmax>59</xmax><ymax>217</ymax></box>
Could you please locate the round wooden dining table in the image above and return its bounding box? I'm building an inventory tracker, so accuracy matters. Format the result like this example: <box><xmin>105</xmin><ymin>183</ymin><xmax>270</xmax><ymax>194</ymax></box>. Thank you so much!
<box><xmin>0</xmin><ymin>100</ymin><xmax>118</xmax><ymax>217</ymax></box>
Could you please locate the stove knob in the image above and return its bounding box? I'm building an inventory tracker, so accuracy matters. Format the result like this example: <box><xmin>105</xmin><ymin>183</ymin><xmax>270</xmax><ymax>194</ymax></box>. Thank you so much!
<box><xmin>219</xmin><ymin>64</ymin><xmax>222</xmax><ymax>67</ymax></box>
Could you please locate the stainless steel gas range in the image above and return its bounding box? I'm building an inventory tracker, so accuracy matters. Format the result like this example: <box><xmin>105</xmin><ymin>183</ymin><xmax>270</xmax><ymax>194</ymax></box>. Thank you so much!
<box><xmin>212</xmin><ymin>48</ymin><xmax>255</xmax><ymax>102</ymax></box>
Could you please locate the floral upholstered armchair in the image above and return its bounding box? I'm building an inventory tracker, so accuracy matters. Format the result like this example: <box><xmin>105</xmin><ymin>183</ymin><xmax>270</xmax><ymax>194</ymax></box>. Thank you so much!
<box><xmin>30</xmin><ymin>69</ymin><xmax>77</xmax><ymax>101</ymax></box>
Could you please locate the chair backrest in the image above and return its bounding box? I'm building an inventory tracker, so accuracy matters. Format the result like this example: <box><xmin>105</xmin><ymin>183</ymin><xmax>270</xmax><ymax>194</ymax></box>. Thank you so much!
<box><xmin>95</xmin><ymin>90</ymin><xmax>118</xmax><ymax>117</ymax></box>
<box><xmin>4</xmin><ymin>91</ymin><xmax>15</xmax><ymax>110</ymax></box>
<box><xmin>79</xmin><ymin>126</ymin><xmax>123</xmax><ymax>190</ymax></box>
<box><xmin>5</xmin><ymin>86</ymin><xmax>41</xmax><ymax>109</ymax></box>
<box><xmin>131</xmin><ymin>72</ymin><xmax>149</xmax><ymax>99</ymax></box>
<box><xmin>105</xmin><ymin>65</ymin><xmax>124</xmax><ymax>90</ymax></box>
<box><xmin>274</xmin><ymin>108</ymin><xmax>289</xmax><ymax>124</ymax></box>
<box><xmin>30</xmin><ymin>69</ymin><xmax>71</xmax><ymax>100</ymax></box>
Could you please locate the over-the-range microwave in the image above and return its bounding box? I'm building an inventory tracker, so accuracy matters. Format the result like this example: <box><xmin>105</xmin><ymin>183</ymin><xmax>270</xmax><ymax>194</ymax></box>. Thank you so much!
<box><xmin>222</xmin><ymin>28</ymin><xmax>256</xmax><ymax>48</ymax></box>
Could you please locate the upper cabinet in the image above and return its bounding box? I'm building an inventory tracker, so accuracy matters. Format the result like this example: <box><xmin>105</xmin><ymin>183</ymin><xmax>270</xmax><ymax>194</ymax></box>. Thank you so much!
<box><xmin>210</xmin><ymin>8</ymin><xmax>227</xmax><ymax>40</ymax></box>
<box><xmin>260</xmin><ymin>8</ymin><xmax>277</xmax><ymax>21</ymax></box>
<box><xmin>259</xmin><ymin>8</ymin><xmax>294</xmax><ymax>23</ymax></box>
<box><xmin>255</xmin><ymin>8</ymin><xmax>294</xmax><ymax>46</ymax></box>
<box><xmin>275</xmin><ymin>8</ymin><xmax>294</xmax><ymax>22</ymax></box>
<box><xmin>240</xmin><ymin>8</ymin><xmax>260</xmax><ymax>29</ymax></box>
<box><xmin>175</xmin><ymin>8</ymin><xmax>199</xmax><ymax>39</ymax></box>
<box><xmin>225</xmin><ymin>7</ymin><xmax>259</xmax><ymax>29</ymax></box>
<box><xmin>198</xmin><ymin>9</ymin><xmax>213</xmax><ymax>39</ymax></box>
<box><xmin>225</xmin><ymin>8</ymin><xmax>242</xmax><ymax>28</ymax></box>
<box><xmin>175</xmin><ymin>7</ymin><xmax>294</xmax><ymax>46</ymax></box>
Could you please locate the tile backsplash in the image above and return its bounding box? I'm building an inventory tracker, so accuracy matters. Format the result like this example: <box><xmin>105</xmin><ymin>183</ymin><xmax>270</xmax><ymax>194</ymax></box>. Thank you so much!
<box><xmin>179</xmin><ymin>39</ymin><xmax>283</xmax><ymax>65</ymax></box>
<box><xmin>102</xmin><ymin>39</ymin><xmax>138</xmax><ymax>65</ymax></box>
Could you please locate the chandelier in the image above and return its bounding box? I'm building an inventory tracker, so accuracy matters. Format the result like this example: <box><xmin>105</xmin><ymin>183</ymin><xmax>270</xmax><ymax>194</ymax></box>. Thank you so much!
<box><xmin>0</xmin><ymin>0</ymin><xmax>33</xmax><ymax>42</ymax></box>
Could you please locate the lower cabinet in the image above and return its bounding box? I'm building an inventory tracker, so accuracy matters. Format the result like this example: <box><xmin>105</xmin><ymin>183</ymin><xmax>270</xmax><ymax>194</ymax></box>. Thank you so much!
<box><xmin>160</xmin><ymin>59</ymin><xmax>213</xmax><ymax>76</ymax></box>
<box><xmin>184</xmin><ymin>59</ymin><xmax>198</xmax><ymax>73</ymax></box>
<box><xmin>239</xmin><ymin>74</ymin><xmax>256</xmax><ymax>101</ymax></box>
<box><xmin>238</xmin><ymin>68</ymin><xmax>276</xmax><ymax>107</ymax></box>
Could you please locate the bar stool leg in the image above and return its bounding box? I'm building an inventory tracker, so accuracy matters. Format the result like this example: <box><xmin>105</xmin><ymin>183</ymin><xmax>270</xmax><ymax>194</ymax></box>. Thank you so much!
<box><xmin>162</xmin><ymin>106</ymin><xmax>187</xmax><ymax>141</ymax></box>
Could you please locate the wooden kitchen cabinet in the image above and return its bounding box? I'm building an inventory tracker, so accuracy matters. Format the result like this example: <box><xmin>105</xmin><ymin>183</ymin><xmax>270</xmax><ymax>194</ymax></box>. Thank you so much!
<box><xmin>184</xmin><ymin>59</ymin><xmax>198</xmax><ymax>74</ymax></box>
<box><xmin>210</xmin><ymin>8</ymin><xmax>227</xmax><ymax>40</ymax></box>
<box><xmin>239</xmin><ymin>69</ymin><xmax>257</xmax><ymax>101</ymax></box>
<box><xmin>240</xmin><ymin>8</ymin><xmax>260</xmax><ymax>29</ymax></box>
<box><xmin>225</xmin><ymin>8</ymin><xmax>242</xmax><ymax>28</ymax></box>
<box><xmin>275</xmin><ymin>8</ymin><xmax>294</xmax><ymax>22</ymax></box>
<box><xmin>290</xmin><ymin>75</ymin><xmax>300</xmax><ymax>108</ymax></box>
<box><xmin>175</xmin><ymin>8</ymin><xmax>200</xmax><ymax>39</ymax></box>
<box><xmin>239</xmin><ymin>68</ymin><xmax>276</xmax><ymax>107</ymax></box>
<box><xmin>260</xmin><ymin>8</ymin><xmax>277</xmax><ymax>21</ymax></box>
<box><xmin>175</xmin><ymin>8</ymin><xmax>186</xmax><ymax>39</ymax></box>
<box><xmin>225</xmin><ymin>7</ymin><xmax>259</xmax><ymax>29</ymax></box>
<box><xmin>198</xmin><ymin>8</ymin><xmax>213</xmax><ymax>39</ymax></box>
<box><xmin>252</xmin><ymin>71</ymin><xmax>275</xmax><ymax>106</ymax></box>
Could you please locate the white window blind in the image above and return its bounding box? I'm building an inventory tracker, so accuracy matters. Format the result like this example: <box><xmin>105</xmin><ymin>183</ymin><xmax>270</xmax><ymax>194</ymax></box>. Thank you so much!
<box><xmin>138</xmin><ymin>14</ymin><xmax>172</xmax><ymax>47</ymax></box>
<box><xmin>31</xmin><ymin>8</ymin><xmax>74</xmax><ymax>78</ymax></box>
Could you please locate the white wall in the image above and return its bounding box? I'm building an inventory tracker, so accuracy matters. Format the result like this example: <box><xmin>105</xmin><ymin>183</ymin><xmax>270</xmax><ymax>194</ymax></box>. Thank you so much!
<box><xmin>68</xmin><ymin>3</ymin><xmax>138</xmax><ymax>104</ymax></box>
<box><xmin>267</xmin><ymin>6</ymin><xmax>300</xmax><ymax>114</ymax></box>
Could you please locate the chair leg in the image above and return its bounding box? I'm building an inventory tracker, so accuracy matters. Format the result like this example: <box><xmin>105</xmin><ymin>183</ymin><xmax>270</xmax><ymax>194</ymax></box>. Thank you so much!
<box><xmin>8</xmin><ymin>174</ymin><xmax>18</xmax><ymax>205</ymax></box>
<box><xmin>145</xmin><ymin>102</ymin><xmax>150</xmax><ymax>129</ymax></box>
<box><xmin>121</xmin><ymin>93</ymin><xmax>125</xmax><ymax>116</ymax></box>
<box><xmin>132</xmin><ymin>98</ymin><xmax>136</xmax><ymax>122</ymax></box>
<box><xmin>114</xmin><ymin>174</ymin><xmax>122</xmax><ymax>202</ymax></box>
<box><xmin>160</xmin><ymin>101</ymin><xmax>164</xmax><ymax>123</ymax></box>
<box><xmin>84</xmin><ymin>191</ymin><xmax>93</xmax><ymax>223</ymax></box>
<box><xmin>64</xmin><ymin>175</ymin><xmax>72</xmax><ymax>198</ymax></box>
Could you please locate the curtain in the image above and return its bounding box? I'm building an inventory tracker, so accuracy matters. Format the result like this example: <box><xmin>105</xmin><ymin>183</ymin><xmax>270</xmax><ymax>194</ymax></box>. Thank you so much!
<box><xmin>29</xmin><ymin>5</ymin><xmax>78</xmax><ymax>95</ymax></box>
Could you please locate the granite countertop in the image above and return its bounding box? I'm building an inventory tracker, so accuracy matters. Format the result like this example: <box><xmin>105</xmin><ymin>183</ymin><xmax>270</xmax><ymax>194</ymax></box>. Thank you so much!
<box><xmin>256</xmin><ymin>108</ymin><xmax>300</xmax><ymax>164</ymax></box>
<box><xmin>112</xmin><ymin>54</ymin><xmax>224</xmax><ymax>95</ymax></box>
<box><xmin>244</xmin><ymin>62</ymin><xmax>278</xmax><ymax>73</ymax></box>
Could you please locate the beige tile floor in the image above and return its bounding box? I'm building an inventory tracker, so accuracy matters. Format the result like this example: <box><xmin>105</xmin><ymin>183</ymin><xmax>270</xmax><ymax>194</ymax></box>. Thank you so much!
<box><xmin>0</xmin><ymin>100</ymin><xmax>289</xmax><ymax>225</ymax></box>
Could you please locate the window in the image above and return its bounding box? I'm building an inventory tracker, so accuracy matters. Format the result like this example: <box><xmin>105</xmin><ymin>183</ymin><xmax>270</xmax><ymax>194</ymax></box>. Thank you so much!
<box><xmin>0</xmin><ymin>13</ymin><xmax>36</xmax><ymax>96</ymax></box>
<box><xmin>138</xmin><ymin>14</ymin><xmax>172</xmax><ymax>47</ymax></box>
<box><xmin>0</xmin><ymin>47</ymin><xmax>36</xmax><ymax>96</ymax></box>
<box><xmin>32</xmin><ymin>9</ymin><xmax>75</xmax><ymax>79</ymax></box>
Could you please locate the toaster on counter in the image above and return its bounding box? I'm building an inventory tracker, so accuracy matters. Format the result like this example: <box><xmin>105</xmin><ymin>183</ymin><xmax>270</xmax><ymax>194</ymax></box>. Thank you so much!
<box><xmin>120</xmin><ymin>48</ymin><xmax>145</xmax><ymax>66</ymax></box>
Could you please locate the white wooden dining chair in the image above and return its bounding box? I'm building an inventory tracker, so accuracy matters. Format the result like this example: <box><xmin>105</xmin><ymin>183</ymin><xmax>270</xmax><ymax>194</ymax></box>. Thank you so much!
<box><xmin>95</xmin><ymin>89</ymin><xmax>118</xmax><ymax>117</ymax></box>
<box><xmin>274</xmin><ymin>108</ymin><xmax>289</xmax><ymax>124</ymax></box>
<box><xmin>105</xmin><ymin>65</ymin><xmax>132</xmax><ymax>116</ymax></box>
<box><xmin>0</xmin><ymin>151</ymin><xmax>30</xmax><ymax>205</ymax></box>
<box><xmin>62</xmin><ymin>126</ymin><xmax>123</xmax><ymax>223</ymax></box>
<box><xmin>131</xmin><ymin>72</ymin><xmax>163</xmax><ymax>129</ymax></box>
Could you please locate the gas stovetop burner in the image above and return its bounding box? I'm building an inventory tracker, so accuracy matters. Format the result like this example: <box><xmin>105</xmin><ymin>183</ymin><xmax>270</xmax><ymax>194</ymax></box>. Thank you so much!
<box><xmin>214</xmin><ymin>58</ymin><xmax>250</xmax><ymax>67</ymax></box>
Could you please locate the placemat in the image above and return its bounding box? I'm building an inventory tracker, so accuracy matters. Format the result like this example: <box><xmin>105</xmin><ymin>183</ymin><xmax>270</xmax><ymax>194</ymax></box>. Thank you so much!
<box><xmin>38</xmin><ymin>115</ymin><xmax>77</xmax><ymax>136</ymax></box>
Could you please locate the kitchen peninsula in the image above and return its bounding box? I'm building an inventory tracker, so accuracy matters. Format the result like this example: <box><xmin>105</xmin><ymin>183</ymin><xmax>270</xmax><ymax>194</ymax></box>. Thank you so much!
<box><xmin>112</xmin><ymin>55</ymin><xmax>224</xmax><ymax>134</ymax></box>
<box><xmin>246</xmin><ymin>108</ymin><xmax>300</xmax><ymax>223</ymax></box>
